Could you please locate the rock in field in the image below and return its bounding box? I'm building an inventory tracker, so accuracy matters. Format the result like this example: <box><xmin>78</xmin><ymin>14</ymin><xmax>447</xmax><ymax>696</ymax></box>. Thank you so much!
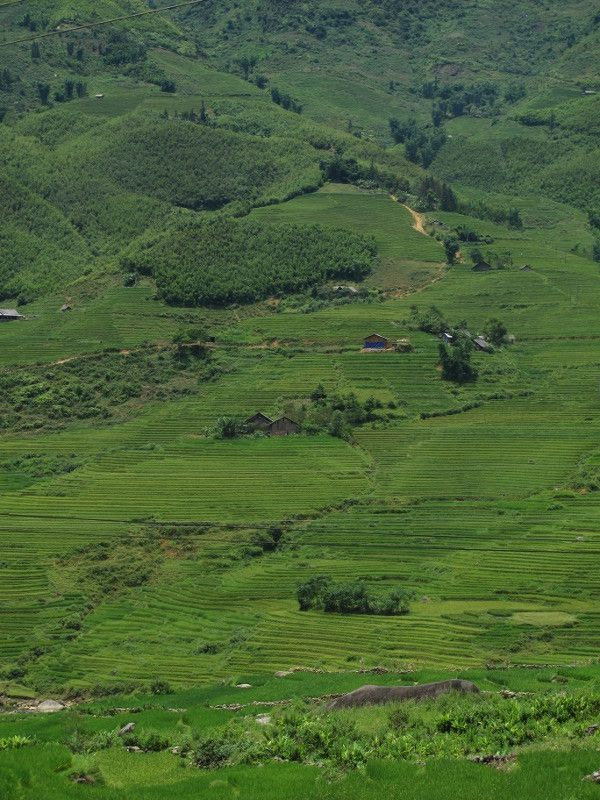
<box><xmin>37</xmin><ymin>699</ymin><xmax>65</xmax><ymax>713</ymax></box>
<box><xmin>584</xmin><ymin>770</ymin><xmax>600</xmax><ymax>783</ymax></box>
<box><xmin>326</xmin><ymin>679</ymin><xmax>480</xmax><ymax>710</ymax></box>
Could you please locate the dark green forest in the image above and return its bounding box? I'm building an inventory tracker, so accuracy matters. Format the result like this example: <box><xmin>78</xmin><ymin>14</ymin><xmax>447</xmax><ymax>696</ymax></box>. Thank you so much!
<box><xmin>121</xmin><ymin>216</ymin><xmax>378</xmax><ymax>305</ymax></box>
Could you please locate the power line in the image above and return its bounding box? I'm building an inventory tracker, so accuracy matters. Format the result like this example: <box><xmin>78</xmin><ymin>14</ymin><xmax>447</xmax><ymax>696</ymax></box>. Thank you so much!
<box><xmin>0</xmin><ymin>0</ymin><xmax>204</xmax><ymax>47</ymax></box>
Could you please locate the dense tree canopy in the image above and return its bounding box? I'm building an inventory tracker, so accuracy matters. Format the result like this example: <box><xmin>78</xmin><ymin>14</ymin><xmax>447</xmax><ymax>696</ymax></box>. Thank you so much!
<box><xmin>121</xmin><ymin>216</ymin><xmax>378</xmax><ymax>306</ymax></box>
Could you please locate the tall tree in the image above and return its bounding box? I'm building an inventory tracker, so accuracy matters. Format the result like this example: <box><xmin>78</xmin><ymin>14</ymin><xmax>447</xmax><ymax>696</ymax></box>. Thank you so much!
<box><xmin>37</xmin><ymin>82</ymin><xmax>50</xmax><ymax>104</ymax></box>
<box><xmin>443</xmin><ymin>238</ymin><xmax>460</xmax><ymax>265</ymax></box>
<box><xmin>235</xmin><ymin>55</ymin><xmax>257</xmax><ymax>80</ymax></box>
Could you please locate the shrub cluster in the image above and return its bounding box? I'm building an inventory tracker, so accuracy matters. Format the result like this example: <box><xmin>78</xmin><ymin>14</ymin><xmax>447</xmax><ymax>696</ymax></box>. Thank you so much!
<box><xmin>389</xmin><ymin>117</ymin><xmax>447</xmax><ymax>167</ymax></box>
<box><xmin>57</xmin><ymin>534</ymin><xmax>163</xmax><ymax>601</ymax></box>
<box><xmin>297</xmin><ymin>575</ymin><xmax>413</xmax><ymax>616</ymax></box>
<box><xmin>271</xmin><ymin>87</ymin><xmax>303</xmax><ymax>114</ymax></box>
<box><xmin>299</xmin><ymin>385</ymin><xmax>391</xmax><ymax>438</ymax></box>
<box><xmin>438</xmin><ymin>337</ymin><xmax>478</xmax><ymax>384</ymax></box>
<box><xmin>453</xmin><ymin>200</ymin><xmax>522</xmax><ymax>229</ymax></box>
<box><xmin>68</xmin><ymin>727</ymin><xmax>171</xmax><ymax>754</ymax></box>
<box><xmin>414</xmin><ymin>176</ymin><xmax>457</xmax><ymax>211</ymax></box>
<box><xmin>0</xmin><ymin>452</ymin><xmax>80</xmax><ymax>478</ymax></box>
<box><xmin>321</xmin><ymin>154</ymin><xmax>410</xmax><ymax>197</ymax></box>
<box><xmin>407</xmin><ymin>304</ymin><xmax>449</xmax><ymax>335</ymax></box>
<box><xmin>454</xmin><ymin>224</ymin><xmax>493</xmax><ymax>244</ymax></box>
<box><xmin>0</xmin><ymin>345</ymin><xmax>215</xmax><ymax>433</ymax></box>
<box><xmin>0</xmin><ymin>736</ymin><xmax>31</xmax><ymax>751</ymax></box>
<box><xmin>414</xmin><ymin>80</ymin><xmax>501</xmax><ymax>119</ymax></box>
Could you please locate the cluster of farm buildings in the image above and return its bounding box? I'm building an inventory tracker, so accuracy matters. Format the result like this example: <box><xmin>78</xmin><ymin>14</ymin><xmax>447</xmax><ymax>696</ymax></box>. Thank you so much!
<box><xmin>245</xmin><ymin>413</ymin><xmax>300</xmax><ymax>436</ymax></box>
<box><xmin>440</xmin><ymin>330</ymin><xmax>491</xmax><ymax>350</ymax></box>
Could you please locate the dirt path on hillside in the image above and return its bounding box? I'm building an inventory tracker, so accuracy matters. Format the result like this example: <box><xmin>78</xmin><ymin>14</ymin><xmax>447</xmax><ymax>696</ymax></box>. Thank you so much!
<box><xmin>389</xmin><ymin>195</ymin><xmax>428</xmax><ymax>236</ymax></box>
<box><xmin>402</xmin><ymin>203</ymin><xmax>427</xmax><ymax>235</ymax></box>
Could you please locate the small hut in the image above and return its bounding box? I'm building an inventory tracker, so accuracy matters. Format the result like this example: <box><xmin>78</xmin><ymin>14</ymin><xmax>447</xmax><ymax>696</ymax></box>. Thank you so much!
<box><xmin>363</xmin><ymin>333</ymin><xmax>390</xmax><ymax>350</ymax></box>
<box><xmin>0</xmin><ymin>309</ymin><xmax>24</xmax><ymax>322</ymax></box>
<box><xmin>268</xmin><ymin>417</ymin><xmax>300</xmax><ymax>436</ymax></box>
<box><xmin>60</xmin><ymin>303</ymin><xmax>72</xmax><ymax>313</ymax></box>
<box><xmin>332</xmin><ymin>285</ymin><xmax>359</xmax><ymax>296</ymax></box>
<box><xmin>473</xmin><ymin>336</ymin><xmax>491</xmax><ymax>351</ymax></box>
<box><xmin>472</xmin><ymin>260</ymin><xmax>493</xmax><ymax>272</ymax></box>
<box><xmin>245</xmin><ymin>412</ymin><xmax>273</xmax><ymax>432</ymax></box>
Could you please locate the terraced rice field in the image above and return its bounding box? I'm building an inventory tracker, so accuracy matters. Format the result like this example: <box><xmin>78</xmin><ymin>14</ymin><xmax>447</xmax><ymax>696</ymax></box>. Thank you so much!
<box><xmin>0</xmin><ymin>435</ymin><xmax>369</xmax><ymax>523</ymax></box>
<box><xmin>0</xmin><ymin>286</ymin><xmax>210</xmax><ymax>366</ymax></box>
<box><xmin>2</xmin><ymin>182</ymin><xmax>600</xmax><ymax>690</ymax></box>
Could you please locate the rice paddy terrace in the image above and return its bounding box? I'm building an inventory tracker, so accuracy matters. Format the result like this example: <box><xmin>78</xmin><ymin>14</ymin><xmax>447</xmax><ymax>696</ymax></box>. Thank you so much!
<box><xmin>4</xmin><ymin>3</ymin><xmax>600</xmax><ymax>797</ymax></box>
<box><xmin>1</xmin><ymin>177</ymin><xmax>599</xmax><ymax>696</ymax></box>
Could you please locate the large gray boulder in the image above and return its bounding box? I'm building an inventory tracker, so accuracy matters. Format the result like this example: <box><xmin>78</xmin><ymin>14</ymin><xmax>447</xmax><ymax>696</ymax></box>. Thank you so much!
<box><xmin>326</xmin><ymin>679</ymin><xmax>480</xmax><ymax>710</ymax></box>
<box><xmin>37</xmin><ymin>699</ymin><xmax>65</xmax><ymax>713</ymax></box>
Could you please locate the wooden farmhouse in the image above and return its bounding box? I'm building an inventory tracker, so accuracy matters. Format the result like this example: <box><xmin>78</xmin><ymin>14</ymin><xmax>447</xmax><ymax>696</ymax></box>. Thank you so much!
<box><xmin>0</xmin><ymin>309</ymin><xmax>24</xmax><ymax>322</ymax></box>
<box><xmin>245</xmin><ymin>413</ymin><xmax>300</xmax><ymax>436</ymax></box>
<box><xmin>472</xmin><ymin>260</ymin><xmax>493</xmax><ymax>272</ymax></box>
<box><xmin>363</xmin><ymin>333</ymin><xmax>390</xmax><ymax>350</ymax></box>
<box><xmin>268</xmin><ymin>417</ymin><xmax>300</xmax><ymax>436</ymax></box>
<box><xmin>245</xmin><ymin>412</ymin><xmax>273</xmax><ymax>432</ymax></box>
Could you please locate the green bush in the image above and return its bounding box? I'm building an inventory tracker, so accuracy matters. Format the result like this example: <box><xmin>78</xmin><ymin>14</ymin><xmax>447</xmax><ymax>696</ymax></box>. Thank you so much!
<box><xmin>0</xmin><ymin>735</ymin><xmax>32</xmax><ymax>750</ymax></box>
<box><xmin>483</xmin><ymin>318</ymin><xmax>508</xmax><ymax>346</ymax></box>
<box><xmin>123</xmin><ymin>729</ymin><xmax>171</xmax><ymax>751</ymax></box>
<box><xmin>214</xmin><ymin>417</ymin><xmax>249</xmax><ymax>439</ymax></box>
<box><xmin>68</xmin><ymin>729</ymin><xmax>118</xmax><ymax>754</ymax></box>
<box><xmin>438</xmin><ymin>339</ymin><xmax>478</xmax><ymax>384</ymax></box>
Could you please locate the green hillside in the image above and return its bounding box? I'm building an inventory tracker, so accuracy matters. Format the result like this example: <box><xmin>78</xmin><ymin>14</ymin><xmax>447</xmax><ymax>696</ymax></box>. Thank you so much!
<box><xmin>2</xmin><ymin>2</ymin><xmax>600</xmax><ymax>799</ymax></box>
